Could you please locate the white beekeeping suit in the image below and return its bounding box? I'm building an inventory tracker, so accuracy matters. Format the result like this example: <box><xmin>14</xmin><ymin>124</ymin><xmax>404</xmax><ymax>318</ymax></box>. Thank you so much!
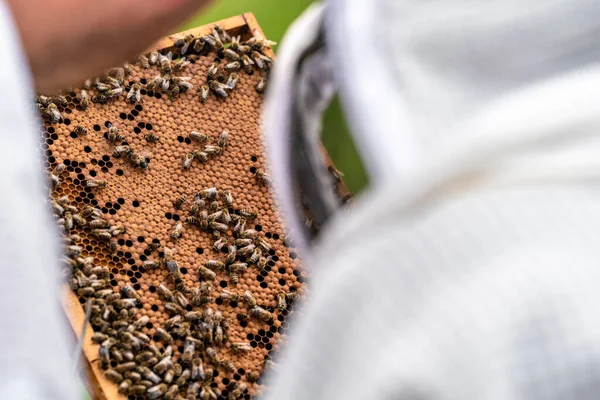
<box><xmin>264</xmin><ymin>1</ymin><xmax>600</xmax><ymax>399</ymax></box>
<box><xmin>0</xmin><ymin>1</ymin><xmax>77</xmax><ymax>399</ymax></box>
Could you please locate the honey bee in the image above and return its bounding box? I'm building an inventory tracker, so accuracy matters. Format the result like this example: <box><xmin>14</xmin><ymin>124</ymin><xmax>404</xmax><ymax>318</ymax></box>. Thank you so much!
<box><xmin>224</xmin><ymin>61</ymin><xmax>241</xmax><ymax>72</ymax></box>
<box><xmin>121</xmin><ymin>284</ymin><xmax>140</xmax><ymax>300</ymax></box>
<box><xmin>199</xmin><ymin>210</ymin><xmax>209</xmax><ymax>230</ymax></box>
<box><xmin>109</xmin><ymin>239</ymin><xmax>118</xmax><ymax>254</ymax></box>
<box><xmin>175</xmin><ymin>33</ymin><xmax>195</xmax><ymax>54</ymax></box>
<box><xmin>239</xmin><ymin>229</ymin><xmax>258</xmax><ymax>241</ymax></box>
<box><xmin>128</xmin><ymin>151</ymin><xmax>149</xmax><ymax>170</ymax></box>
<box><xmin>197</xmin><ymin>265</ymin><xmax>216</xmax><ymax>281</ymax></box>
<box><xmin>209</xmin><ymin>80</ymin><xmax>228</xmax><ymax>99</ymax></box>
<box><xmin>91</xmin><ymin>93</ymin><xmax>108</xmax><ymax>104</ymax></box>
<box><xmin>155</xmin><ymin>327</ymin><xmax>173</xmax><ymax>344</ymax></box>
<box><xmin>252</xmin><ymin>51</ymin><xmax>273</xmax><ymax>70</ymax></box>
<box><xmin>146</xmin><ymin>75</ymin><xmax>163</xmax><ymax>92</ymax></box>
<box><xmin>164</xmin><ymin>315</ymin><xmax>181</xmax><ymax>331</ymax></box>
<box><xmin>172</xmin><ymin>195</ymin><xmax>185</xmax><ymax>210</ymax></box>
<box><xmin>199</xmin><ymin>187</ymin><xmax>218</xmax><ymax>199</ymax></box>
<box><xmin>328</xmin><ymin>165</ymin><xmax>344</xmax><ymax>183</ymax></box>
<box><xmin>147</xmin><ymin>383</ymin><xmax>167</xmax><ymax>399</ymax></box>
<box><xmin>214</xmin><ymin>25</ymin><xmax>231</xmax><ymax>43</ymax></box>
<box><xmin>250</xmin><ymin>306</ymin><xmax>272</xmax><ymax>321</ymax></box>
<box><xmin>254</xmin><ymin>169</ymin><xmax>272</xmax><ymax>186</ymax></box>
<box><xmin>246</xmin><ymin>372</ymin><xmax>258</xmax><ymax>383</ymax></box>
<box><xmin>201</xmin><ymin>145</ymin><xmax>220</xmax><ymax>156</ymax></box>
<box><xmin>95</xmin><ymin>79</ymin><xmax>111</xmax><ymax>92</ymax></box>
<box><xmin>143</xmin><ymin>259</ymin><xmax>161</xmax><ymax>270</ymax></box>
<box><xmin>207</xmin><ymin>210</ymin><xmax>222</xmax><ymax>223</ymax></box>
<box><xmin>286</xmin><ymin>292</ymin><xmax>300</xmax><ymax>302</ymax></box>
<box><xmin>222</xmin><ymin>72</ymin><xmax>239</xmax><ymax>90</ymax></box>
<box><xmin>106</xmin><ymin>87</ymin><xmax>123</xmax><ymax>99</ymax></box>
<box><xmin>228</xmin><ymin>262</ymin><xmax>248</xmax><ymax>274</ymax></box>
<box><xmin>217</xmin><ymin>129</ymin><xmax>229</xmax><ymax>148</ymax></box>
<box><xmin>203</xmin><ymin>260</ymin><xmax>224</xmax><ymax>272</ymax></box>
<box><xmin>107</xmin><ymin>126</ymin><xmax>125</xmax><ymax>143</ymax></box>
<box><xmin>159</xmin><ymin>53</ymin><xmax>172</xmax><ymax>73</ymax></box>
<box><xmin>199</xmin><ymin>84</ymin><xmax>210</xmax><ymax>103</ymax></box>
<box><xmin>179</xmin><ymin>336</ymin><xmax>197</xmax><ymax>367</ymax></box>
<box><xmin>127</xmin><ymin>83</ymin><xmax>141</xmax><ymax>103</ymax></box>
<box><xmin>44</xmin><ymin>103</ymin><xmax>62</xmax><ymax>123</ymax></box>
<box><xmin>164</xmin><ymin>384</ymin><xmax>179</xmax><ymax>400</ymax></box>
<box><xmin>185</xmin><ymin>216</ymin><xmax>200</xmax><ymax>226</ymax></box>
<box><xmin>239</xmin><ymin>209</ymin><xmax>257</xmax><ymax>219</ymax></box>
<box><xmin>79</xmin><ymin>89</ymin><xmax>90</xmax><ymax>110</ymax></box>
<box><xmin>76</xmin><ymin>286</ymin><xmax>95</xmax><ymax>297</ymax></box>
<box><xmin>212</xmin><ymin>237</ymin><xmax>228</xmax><ymax>252</ymax></box>
<box><xmin>149</xmin><ymin>51</ymin><xmax>159</xmax><ymax>65</ymax></box>
<box><xmin>53</xmin><ymin>94</ymin><xmax>69</xmax><ymax>107</ymax></box>
<box><xmin>51</xmin><ymin>163</ymin><xmax>66</xmax><ymax>179</ymax></box>
<box><xmin>255</xmin><ymin>237</ymin><xmax>271</xmax><ymax>252</ymax></box>
<box><xmin>221</xmin><ymin>360</ymin><xmax>235</xmax><ymax>373</ymax></box>
<box><xmin>174</xmin><ymin>291</ymin><xmax>188</xmax><ymax>308</ymax></box>
<box><xmin>86</xmin><ymin>179</ymin><xmax>107</xmax><ymax>189</ymax></box>
<box><xmin>221</xmin><ymin>49</ymin><xmax>240</xmax><ymax>63</ymax></box>
<box><xmin>113</xmin><ymin>298</ymin><xmax>139</xmax><ymax>310</ymax></box>
<box><xmin>238</xmin><ymin>244</ymin><xmax>256</xmax><ymax>257</ymax></box>
<box><xmin>230</xmin><ymin>382</ymin><xmax>248</xmax><ymax>399</ymax></box>
<box><xmin>256</xmin><ymin>74</ymin><xmax>268</xmax><ymax>93</ymax></box>
<box><xmin>230</xmin><ymin>35</ymin><xmax>241</xmax><ymax>51</ymax></box>
<box><xmin>191</xmin><ymin>358</ymin><xmax>205</xmax><ymax>381</ymax></box>
<box><xmin>193</xmin><ymin>150</ymin><xmax>208</xmax><ymax>163</ymax></box>
<box><xmin>189</xmin><ymin>131</ymin><xmax>208</xmax><ymax>142</ymax></box>
<box><xmin>115</xmin><ymin>362</ymin><xmax>137</xmax><ymax>373</ymax></box>
<box><xmin>144</xmin><ymin>133</ymin><xmax>160</xmax><ymax>142</ymax></box>
<box><xmin>91</xmin><ymin>229</ymin><xmax>112</xmax><ymax>241</ymax></box>
<box><xmin>153</xmin><ymin>356</ymin><xmax>173</xmax><ymax>375</ymax></box>
<box><xmin>182</xmin><ymin>152</ymin><xmax>195</xmax><ymax>170</ymax></box>
<box><xmin>206</xmin><ymin>61</ymin><xmax>220</xmax><ymax>79</ymax></box>
<box><xmin>241</xmin><ymin>54</ymin><xmax>255</xmax><ymax>74</ymax></box>
<box><xmin>173</xmin><ymin>58</ymin><xmax>190</xmax><ymax>73</ymax></box>
<box><xmin>234</xmin><ymin>238</ymin><xmax>252</xmax><ymax>248</ymax></box>
<box><xmin>168</xmin><ymin>85</ymin><xmax>180</xmax><ymax>100</ymax></box>
<box><xmin>209</xmin><ymin>221</ymin><xmax>228</xmax><ymax>232</ymax></box>
<box><xmin>242</xmin><ymin>290</ymin><xmax>257</xmax><ymax>307</ymax></box>
<box><xmin>110</xmin><ymin>224</ymin><xmax>127</xmax><ymax>236</ymax></box>
<box><xmin>117</xmin><ymin>379</ymin><xmax>132</xmax><ymax>395</ymax></box>
<box><xmin>73</xmin><ymin>125</ymin><xmax>87</xmax><ymax>136</ymax></box>
<box><xmin>113</xmin><ymin>145</ymin><xmax>131</xmax><ymax>158</ymax></box>
<box><xmin>186</xmin><ymin>382</ymin><xmax>201</xmax><ymax>399</ymax></box>
<box><xmin>138</xmin><ymin>55</ymin><xmax>150</xmax><ymax>69</ymax></box>
<box><xmin>147</xmin><ymin>240</ymin><xmax>161</xmax><ymax>251</ymax></box>
<box><xmin>133</xmin><ymin>315</ymin><xmax>150</xmax><ymax>330</ymax></box>
<box><xmin>219</xmin><ymin>208</ymin><xmax>232</xmax><ymax>224</ymax></box>
<box><xmin>105</xmin><ymin>369</ymin><xmax>124</xmax><ymax>383</ymax></box>
<box><xmin>276</xmin><ymin>292</ymin><xmax>287</xmax><ymax>311</ymax></box>
<box><xmin>249</xmin><ymin>248</ymin><xmax>262</xmax><ymax>264</ymax></box>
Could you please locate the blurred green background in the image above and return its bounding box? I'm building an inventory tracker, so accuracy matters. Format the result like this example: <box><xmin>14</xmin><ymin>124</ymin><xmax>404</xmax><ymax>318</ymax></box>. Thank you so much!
<box><xmin>182</xmin><ymin>0</ymin><xmax>368</xmax><ymax>194</ymax></box>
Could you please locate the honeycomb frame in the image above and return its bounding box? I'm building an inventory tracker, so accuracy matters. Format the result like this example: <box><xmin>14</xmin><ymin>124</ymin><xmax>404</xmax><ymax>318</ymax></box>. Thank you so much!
<box><xmin>42</xmin><ymin>13</ymin><xmax>352</xmax><ymax>400</ymax></box>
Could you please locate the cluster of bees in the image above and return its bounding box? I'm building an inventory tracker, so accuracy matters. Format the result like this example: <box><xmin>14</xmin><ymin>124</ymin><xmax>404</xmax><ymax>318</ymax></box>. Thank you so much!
<box><xmin>34</xmin><ymin>23</ymin><xmax>317</xmax><ymax>400</ymax></box>
<box><xmin>48</xmin><ymin>179</ymin><xmax>293</xmax><ymax>399</ymax></box>
<box><xmin>139</xmin><ymin>25</ymin><xmax>273</xmax><ymax>103</ymax></box>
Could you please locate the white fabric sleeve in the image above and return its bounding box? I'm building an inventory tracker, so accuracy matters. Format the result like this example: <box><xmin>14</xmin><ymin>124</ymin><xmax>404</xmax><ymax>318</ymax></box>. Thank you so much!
<box><xmin>263</xmin><ymin>184</ymin><xmax>600</xmax><ymax>400</ymax></box>
<box><xmin>0</xmin><ymin>1</ymin><xmax>77</xmax><ymax>399</ymax></box>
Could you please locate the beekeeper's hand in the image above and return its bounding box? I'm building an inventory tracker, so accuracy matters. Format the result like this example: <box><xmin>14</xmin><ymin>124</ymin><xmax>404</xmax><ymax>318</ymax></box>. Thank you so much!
<box><xmin>6</xmin><ymin>0</ymin><xmax>212</xmax><ymax>92</ymax></box>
